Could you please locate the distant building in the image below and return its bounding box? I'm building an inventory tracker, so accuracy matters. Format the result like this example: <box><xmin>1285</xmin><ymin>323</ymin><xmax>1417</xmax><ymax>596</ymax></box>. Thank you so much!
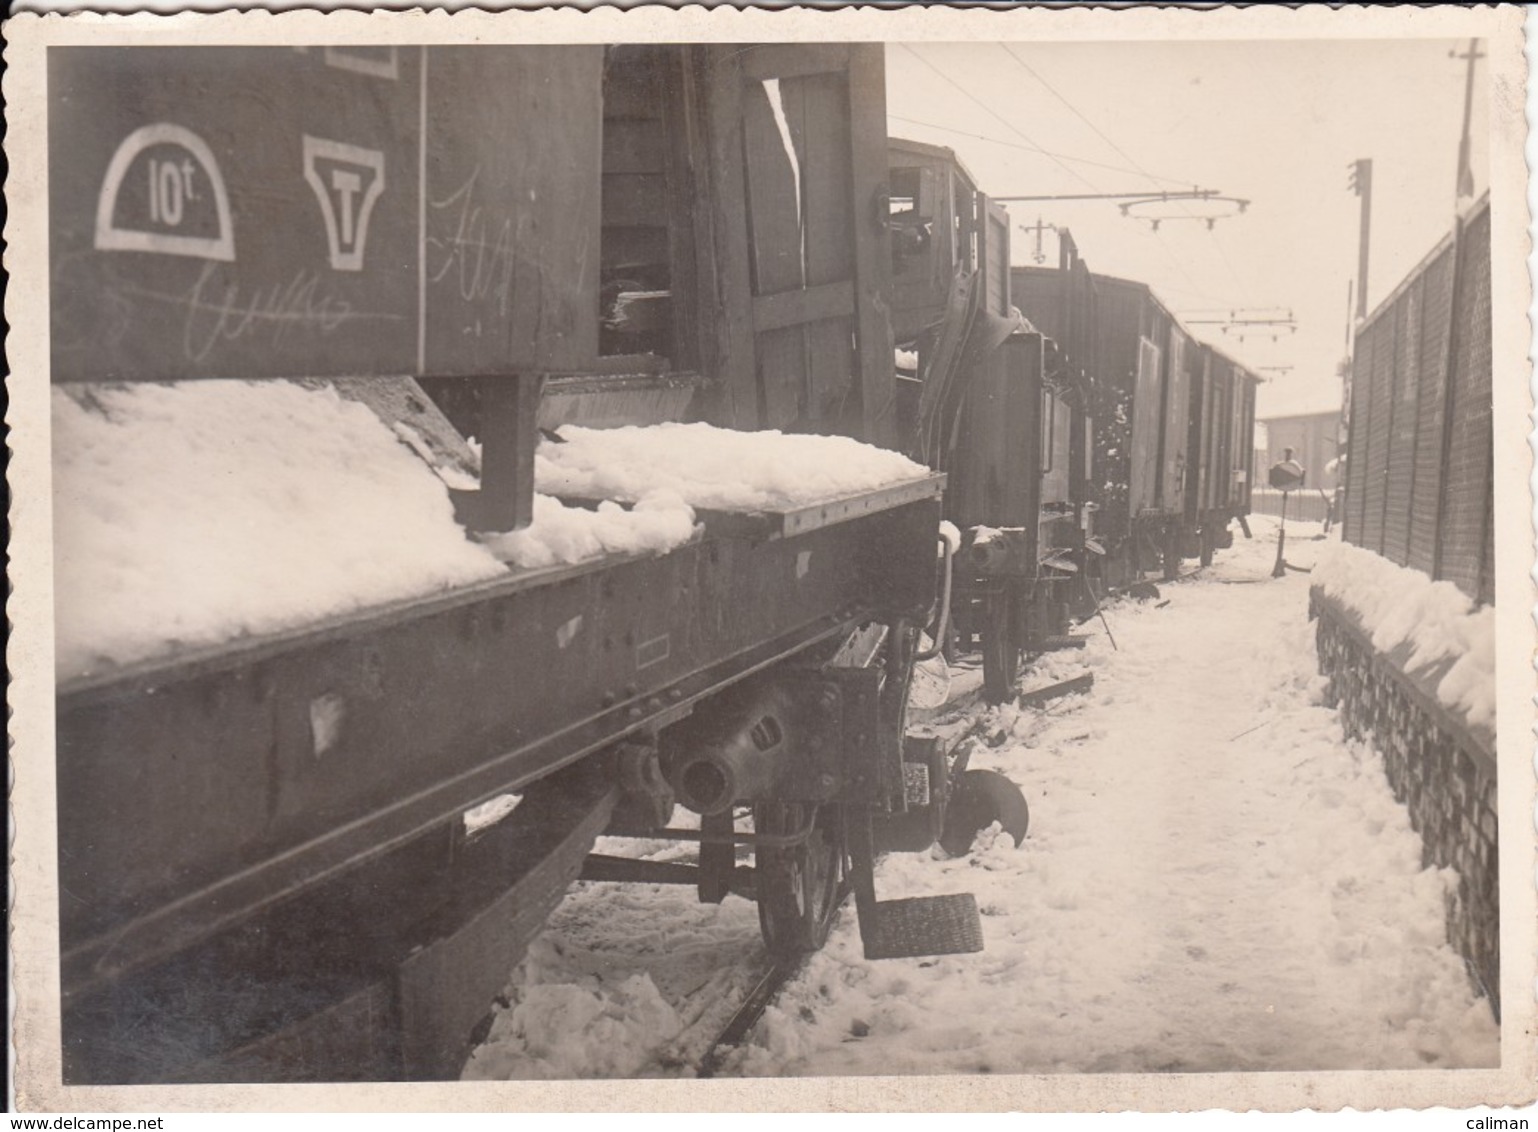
<box><xmin>1259</xmin><ymin>409</ymin><xmax>1342</xmax><ymax>492</ymax></box>
<box><xmin>1253</xmin><ymin>373</ymin><xmax>1344</xmax><ymax>495</ymax></box>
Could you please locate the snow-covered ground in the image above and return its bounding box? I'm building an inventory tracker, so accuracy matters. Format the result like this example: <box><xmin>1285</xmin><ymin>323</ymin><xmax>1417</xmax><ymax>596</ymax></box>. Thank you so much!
<box><xmin>462</xmin><ymin>514</ymin><xmax>1500</xmax><ymax>1080</ymax></box>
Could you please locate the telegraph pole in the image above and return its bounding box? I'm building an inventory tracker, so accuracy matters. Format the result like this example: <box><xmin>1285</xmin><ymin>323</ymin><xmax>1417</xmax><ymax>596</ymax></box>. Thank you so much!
<box><xmin>1348</xmin><ymin>159</ymin><xmax>1372</xmax><ymax>319</ymax></box>
<box><xmin>1452</xmin><ymin>38</ymin><xmax>1483</xmax><ymax>203</ymax></box>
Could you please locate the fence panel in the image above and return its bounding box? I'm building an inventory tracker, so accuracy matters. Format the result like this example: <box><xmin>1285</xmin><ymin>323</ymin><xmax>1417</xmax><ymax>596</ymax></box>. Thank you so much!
<box><xmin>1343</xmin><ymin>326</ymin><xmax>1374</xmax><ymax>543</ymax></box>
<box><xmin>1359</xmin><ymin>316</ymin><xmax>1394</xmax><ymax>554</ymax></box>
<box><xmin>1382</xmin><ymin>278</ymin><xmax>1423</xmax><ymax>566</ymax></box>
<box><xmin>1407</xmin><ymin>245</ymin><xmax>1455</xmax><ymax>576</ymax></box>
<box><xmin>1439</xmin><ymin>207</ymin><xmax>1493</xmax><ymax>600</ymax></box>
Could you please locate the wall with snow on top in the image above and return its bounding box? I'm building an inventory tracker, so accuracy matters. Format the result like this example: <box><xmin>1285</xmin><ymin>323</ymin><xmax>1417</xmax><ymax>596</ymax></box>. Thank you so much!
<box><xmin>1310</xmin><ymin>540</ymin><xmax>1494</xmax><ymax>733</ymax></box>
<box><xmin>1310</xmin><ymin>564</ymin><xmax>1499</xmax><ymax>1016</ymax></box>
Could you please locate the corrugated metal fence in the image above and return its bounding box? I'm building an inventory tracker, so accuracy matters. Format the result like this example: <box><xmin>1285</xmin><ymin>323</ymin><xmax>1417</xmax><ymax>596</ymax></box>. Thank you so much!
<box><xmin>1342</xmin><ymin>198</ymin><xmax>1492</xmax><ymax>606</ymax></box>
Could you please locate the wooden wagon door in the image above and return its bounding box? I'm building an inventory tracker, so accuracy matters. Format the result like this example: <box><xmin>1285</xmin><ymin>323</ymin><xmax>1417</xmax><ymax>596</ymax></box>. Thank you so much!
<box><xmin>701</xmin><ymin>44</ymin><xmax>895</xmax><ymax>447</ymax></box>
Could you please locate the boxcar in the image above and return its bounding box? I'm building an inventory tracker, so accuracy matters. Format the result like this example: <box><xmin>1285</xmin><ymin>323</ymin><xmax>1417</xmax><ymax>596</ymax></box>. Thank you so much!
<box><xmin>1188</xmin><ymin>343</ymin><xmax>1261</xmax><ymax>564</ymax></box>
<box><xmin>1014</xmin><ymin>265</ymin><xmax>1256</xmax><ymax>585</ymax></box>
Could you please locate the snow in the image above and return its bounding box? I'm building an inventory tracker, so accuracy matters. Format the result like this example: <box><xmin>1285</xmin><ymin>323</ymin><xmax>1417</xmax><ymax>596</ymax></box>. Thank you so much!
<box><xmin>481</xmin><ymin>491</ymin><xmax>699</xmax><ymax>571</ymax></box>
<box><xmin>465</xmin><ymin>937</ymin><xmax>688</xmax><ymax>1080</ymax></box>
<box><xmin>1311</xmin><ymin>540</ymin><xmax>1496</xmax><ymax>732</ymax></box>
<box><xmin>392</xmin><ymin>421</ymin><xmax>480</xmax><ymax>492</ymax></box>
<box><xmin>464</xmin><ymin>793</ymin><xmax>524</xmax><ymax>836</ymax></box>
<box><xmin>463</xmin><ymin>515</ymin><xmax>1499</xmax><ymax>1079</ymax></box>
<box><xmin>53</xmin><ymin>387</ymin><xmax>934</xmax><ymax>680</ymax></box>
<box><xmin>53</xmin><ymin>382</ymin><xmax>936</xmax><ymax>683</ymax></box>
<box><xmin>535</xmin><ymin>422</ymin><xmax>932</xmax><ymax>512</ymax></box>
<box><xmin>52</xmin><ymin>381</ymin><xmax>508</xmax><ymax>680</ymax></box>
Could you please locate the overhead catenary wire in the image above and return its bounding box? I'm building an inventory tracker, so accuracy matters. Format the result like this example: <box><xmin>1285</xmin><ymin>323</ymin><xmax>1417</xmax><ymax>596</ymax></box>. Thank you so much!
<box><xmin>999</xmin><ymin>43</ymin><xmax>1259</xmax><ymax>314</ymax></box>
<box><xmin>888</xmin><ymin>113</ymin><xmax>1191</xmax><ymax>187</ymax></box>
<box><xmin>897</xmin><ymin>43</ymin><xmax>1098</xmax><ymax>192</ymax></box>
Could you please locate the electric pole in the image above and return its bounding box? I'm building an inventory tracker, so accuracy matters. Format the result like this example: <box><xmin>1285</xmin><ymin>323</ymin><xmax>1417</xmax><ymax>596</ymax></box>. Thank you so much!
<box><xmin>1452</xmin><ymin>38</ymin><xmax>1484</xmax><ymax>203</ymax></box>
<box><xmin>1348</xmin><ymin>158</ymin><xmax>1372</xmax><ymax>319</ymax></box>
<box><xmin>1019</xmin><ymin>217</ymin><xmax>1058</xmax><ymax>265</ymax></box>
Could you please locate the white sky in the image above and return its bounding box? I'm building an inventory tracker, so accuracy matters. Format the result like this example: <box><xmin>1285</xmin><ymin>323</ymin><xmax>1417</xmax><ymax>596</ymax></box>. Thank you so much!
<box><xmin>885</xmin><ymin>39</ymin><xmax>1491</xmax><ymax>418</ymax></box>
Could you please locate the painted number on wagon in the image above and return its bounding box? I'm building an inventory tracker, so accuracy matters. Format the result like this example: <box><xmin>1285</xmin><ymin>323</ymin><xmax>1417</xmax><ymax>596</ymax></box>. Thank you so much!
<box><xmin>94</xmin><ymin>123</ymin><xmax>236</xmax><ymax>261</ymax></box>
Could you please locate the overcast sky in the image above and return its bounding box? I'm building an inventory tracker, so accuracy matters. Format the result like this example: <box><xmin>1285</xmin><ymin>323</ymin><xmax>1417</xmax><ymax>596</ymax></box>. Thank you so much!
<box><xmin>885</xmin><ymin>38</ymin><xmax>1491</xmax><ymax>418</ymax></box>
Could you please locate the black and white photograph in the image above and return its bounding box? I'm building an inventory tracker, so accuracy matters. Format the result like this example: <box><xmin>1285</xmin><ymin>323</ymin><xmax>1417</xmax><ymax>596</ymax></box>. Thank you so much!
<box><xmin>6</xmin><ymin>2</ymin><xmax>1535</xmax><ymax>1114</ymax></box>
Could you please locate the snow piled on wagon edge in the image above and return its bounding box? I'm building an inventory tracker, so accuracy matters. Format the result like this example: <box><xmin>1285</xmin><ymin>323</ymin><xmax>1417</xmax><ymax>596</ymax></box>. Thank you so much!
<box><xmin>536</xmin><ymin>422</ymin><xmax>932</xmax><ymax>513</ymax></box>
<box><xmin>52</xmin><ymin>381</ymin><xmax>509</xmax><ymax>680</ymax></box>
<box><xmin>1310</xmin><ymin>541</ymin><xmax>1496</xmax><ymax>732</ymax></box>
<box><xmin>52</xmin><ymin>382</ymin><xmax>929</xmax><ymax>680</ymax></box>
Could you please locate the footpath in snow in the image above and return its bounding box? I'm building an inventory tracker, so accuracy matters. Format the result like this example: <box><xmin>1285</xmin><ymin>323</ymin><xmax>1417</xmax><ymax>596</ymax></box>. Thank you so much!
<box><xmin>463</xmin><ymin>515</ymin><xmax>1500</xmax><ymax>1079</ymax></box>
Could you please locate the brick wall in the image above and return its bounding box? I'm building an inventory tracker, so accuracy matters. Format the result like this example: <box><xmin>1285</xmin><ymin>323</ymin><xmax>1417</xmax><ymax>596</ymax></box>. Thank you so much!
<box><xmin>1311</xmin><ymin>588</ymin><xmax>1499</xmax><ymax>1018</ymax></box>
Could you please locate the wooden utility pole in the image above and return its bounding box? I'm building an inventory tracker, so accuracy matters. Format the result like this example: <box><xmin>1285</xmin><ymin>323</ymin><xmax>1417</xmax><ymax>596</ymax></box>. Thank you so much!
<box><xmin>1348</xmin><ymin>158</ymin><xmax>1372</xmax><ymax>319</ymax></box>
<box><xmin>1452</xmin><ymin>38</ymin><xmax>1484</xmax><ymax>203</ymax></box>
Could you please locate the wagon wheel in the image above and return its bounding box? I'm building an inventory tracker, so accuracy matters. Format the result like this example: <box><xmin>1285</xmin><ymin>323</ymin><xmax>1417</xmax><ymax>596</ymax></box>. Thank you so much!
<box><xmin>980</xmin><ymin>587</ymin><xmax>1020</xmax><ymax>705</ymax></box>
<box><xmin>755</xmin><ymin>802</ymin><xmax>846</xmax><ymax>957</ymax></box>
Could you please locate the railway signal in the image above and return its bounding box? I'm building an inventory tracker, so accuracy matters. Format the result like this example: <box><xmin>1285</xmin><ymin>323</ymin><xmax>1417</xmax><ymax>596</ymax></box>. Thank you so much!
<box><xmin>1268</xmin><ymin>449</ymin><xmax>1307</xmax><ymax>579</ymax></box>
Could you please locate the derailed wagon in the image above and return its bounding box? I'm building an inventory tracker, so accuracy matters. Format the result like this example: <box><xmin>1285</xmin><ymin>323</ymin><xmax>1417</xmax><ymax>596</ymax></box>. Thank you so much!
<box><xmin>50</xmin><ymin>43</ymin><xmax>1017</xmax><ymax>1084</ymax></box>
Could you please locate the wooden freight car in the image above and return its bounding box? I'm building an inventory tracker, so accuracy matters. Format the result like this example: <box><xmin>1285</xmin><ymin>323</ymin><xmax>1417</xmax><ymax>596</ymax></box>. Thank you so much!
<box><xmin>51</xmin><ymin>42</ymin><xmax>1003</xmax><ymax>1085</ymax></box>
<box><xmin>1187</xmin><ymin>342</ymin><xmax>1261</xmax><ymax>565</ymax></box>
<box><xmin>1013</xmin><ymin>264</ymin><xmax>1258</xmax><ymax>585</ymax></box>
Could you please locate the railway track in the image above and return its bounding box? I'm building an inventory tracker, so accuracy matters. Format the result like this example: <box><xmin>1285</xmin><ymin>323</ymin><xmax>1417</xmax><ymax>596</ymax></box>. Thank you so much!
<box><xmin>695</xmin><ymin>953</ymin><xmax>816</xmax><ymax>1078</ymax></box>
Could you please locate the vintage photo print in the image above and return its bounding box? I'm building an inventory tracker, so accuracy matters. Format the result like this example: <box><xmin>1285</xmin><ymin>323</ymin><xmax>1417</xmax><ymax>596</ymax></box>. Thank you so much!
<box><xmin>6</xmin><ymin>2</ymin><xmax>1535</xmax><ymax>1114</ymax></box>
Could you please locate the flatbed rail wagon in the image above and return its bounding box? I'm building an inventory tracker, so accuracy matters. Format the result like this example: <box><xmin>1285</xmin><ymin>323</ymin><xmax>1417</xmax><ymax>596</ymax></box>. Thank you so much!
<box><xmin>50</xmin><ymin>43</ymin><xmax>1006</xmax><ymax>1083</ymax></box>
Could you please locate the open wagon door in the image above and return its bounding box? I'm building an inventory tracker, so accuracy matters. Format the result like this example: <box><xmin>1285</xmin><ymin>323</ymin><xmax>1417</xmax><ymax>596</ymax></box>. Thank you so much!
<box><xmin>700</xmin><ymin>44</ymin><xmax>896</xmax><ymax>447</ymax></box>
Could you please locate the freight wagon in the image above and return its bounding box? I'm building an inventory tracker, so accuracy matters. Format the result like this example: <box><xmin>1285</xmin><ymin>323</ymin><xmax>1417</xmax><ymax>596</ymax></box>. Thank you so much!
<box><xmin>50</xmin><ymin>42</ymin><xmax>1020</xmax><ymax>1085</ymax></box>
<box><xmin>1012</xmin><ymin>265</ymin><xmax>1260</xmax><ymax>585</ymax></box>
